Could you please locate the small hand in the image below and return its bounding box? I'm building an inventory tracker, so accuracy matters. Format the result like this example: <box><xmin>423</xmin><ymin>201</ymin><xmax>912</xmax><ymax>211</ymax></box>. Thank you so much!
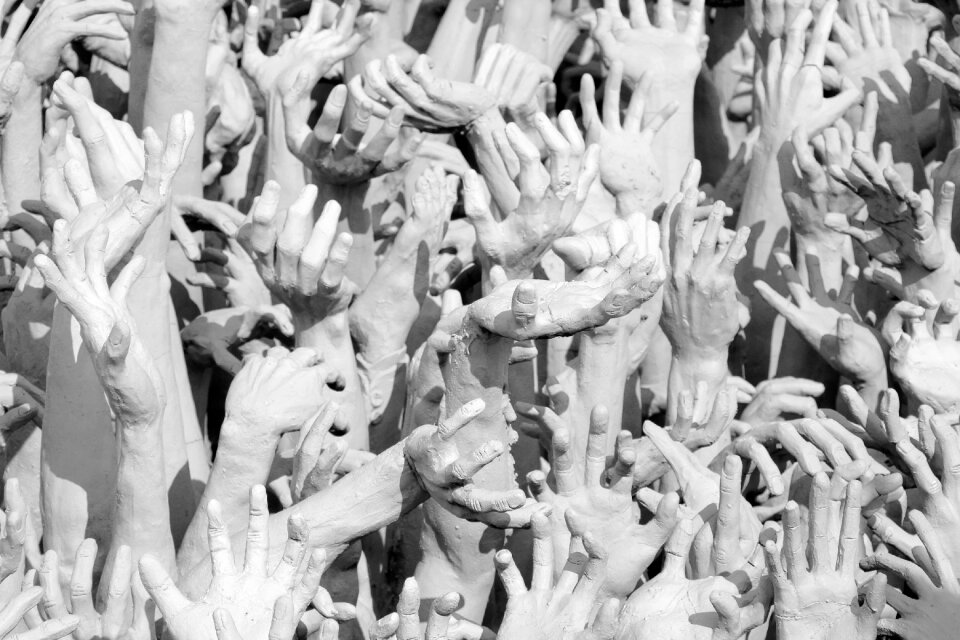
<box><xmin>181</xmin><ymin>306</ymin><xmax>294</xmax><ymax>376</ymax></box>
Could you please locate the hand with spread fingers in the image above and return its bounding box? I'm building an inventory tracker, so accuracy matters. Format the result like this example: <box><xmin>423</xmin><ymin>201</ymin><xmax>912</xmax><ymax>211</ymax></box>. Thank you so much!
<box><xmin>579</xmin><ymin>62</ymin><xmax>676</xmax><ymax>216</ymax></box>
<box><xmin>753</xmin><ymin>2</ymin><xmax>861</xmax><ymax>143</ymax></box>
<box><xmin>242</xmin><ymin>0</ymin><xmax>369</xmax><ymax>96</ymax></box>
<box><xmin>462</xmin><ymin>112</ymin><xmax>599</xmax><ymax>279</ymax></box>
<box><xmin>754</xmin><ymin>250</ymin><xmax>887</xmax><ymax>388</ymax></box>
<box><xmin>642</xmin><ymin>422</ymin><xmax>763</xmax><ymax>554</ymax></box>
<box><xmin>237</xmin><ymin>182</ymin><xmax>356</xmax><ymax>328</ymax></box>
<box><xmin>827</xmin><ymin>0</ymin><xmax>911</xmax><ymax>101</ymax></box>
<box><xmin>33</xmin><ymin>542</ymin><xmax>153</xmax><ymax>640</ymax></box>
<box><xmin>861</xmin><ymin>510</ymin><xmax>960</xmax><ymax>640</ymax></box>
<box><xmin>34</xmin><ymin>223</ymin><xmax>162</xmax><ymax>428</ymax></box>
<box><xmin>140</xmin><ymin>488</ymin><xmax>356</xmax><ymax>640</ymax></box>
<box><xmin>39</xmin><ymin>110</ymin><xmax>194</xmax><ymax>270</ymax></box>
<box><xmin>827</xmin><ymin>166</ymin><xmax>959</xmax><ymax>304</ymax></box>
<box><xmin>282</xmin><ymin>81</ymin><xmax>422</xmax><ymax>186</ymax></box>
<box><xmin>764</xmin><ymin>478</ymin><xmax>885</xmax><ymax>640</ymax></box>
<box><xmin>660</xmin><ymin>190</ymin><xmax>749</xmax><ymax>361</ymax></box>
<box><xmin>590</xmin><ymin>0</ymin><xmax>706</xmax><ymax>90</ymax></box>
<box><xmin>615</xmin><ymin>517</ymin><xmax>742</xmax><ymax>640</ymax></box>
<box><xmin>525</xmin><ymin>405</ymin><xmax>679</xmax><ymax>601</ymax></box>
<box><xmin>495</xmin><ymin>509</ymin><xmax>611</xmax><ymax>640</ymax></box>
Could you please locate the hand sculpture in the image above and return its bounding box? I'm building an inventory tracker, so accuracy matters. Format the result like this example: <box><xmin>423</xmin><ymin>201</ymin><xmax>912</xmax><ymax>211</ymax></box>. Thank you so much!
<box><xmin>591</xmin><ymin>0</ymin><xmax>705</xmax><ymax>90</ymax></box>
<box><xmin>765</xmin><ymin>478</ymin><xmax>884</xmax><ymax>640</ymax></box>
<box><xmin>282</xmin><ymin>81</ymin><xmax>421</xmax><ymax>186</ymax></box>
<box><xmin>755</xmin><ymin>250</ymin><xmax>887</xmax><ymax>387</ymax></box>
<box><xmin>1</xmin><ymin>586</ymin><xmax>79</xmax><ymax>640</ymax></box>
<box><xmin>828</xmin><ymin>167</ymin><xmax>958</xmax><ymax>304</ymax></box>
<box><xmin>237</xmin><ymin>183</ymin><xmax>355</xmax><ymax>328</ymax></box>
<box><xmin>642</xmin><ymin>422</ymin><xmax>763</xmax><ymax>553</ymax></box>
<box><xmin>753</xmin><ymin>3</ymin><xmax>861</xmax><ymax>142</ymax></box>
<box><xmin>40</xmin><ymin>111</ymin><xmax>193</xmax><ymax>270</ymax></box>
<box><xmin>35</xmin><ymin>542</ymin><xmax>153</xmax><ymax>640</ymax></box>
<box><xmin>526</xmin><ymin>405</ymin><xmax>679</xmax><ymax>601</ymax></box>
<box><xmin>349</xmin><ymin>55</ymin><xmax>496</xmax><ymax>132</ymax></box>
<box><xmin>140</xmin><ymin>487</ymin><xmax>355</xmax><ymax>640</ymax></box>
<box><xmin>495</xmin><ymin>509</ymin><xmax>609</xmax><ymax>639</ymax></box>
<box><xmin>579</xmin><ymin>61</ymin><xmax>675</xmax><ymax>215</ymax></box>
<box><xmin>615</xmin><ymin>517</ymin><xmax>740</xmax><ymax>640</ymax></box>
<box><xmin>739</xmin><ymin>377</ymin><xmax>824</xmax><ymax>426</ymax></box>
<box><xmin>660</xmin><ymin>191</ymin><xmax>749</xmax><ymax>361</ymax></box>
<box><xmin>404</xmin><ymin>399</ymin><xmax>535</xmax><ymax>528</ymax></box>
<box><xmin>827</xmin><ymin>1</ymin><xmax>911</xmax><ymax>100</ymax></box>
<box><xmin>882</xmin><ymin>294</ymin><xmax>960</xmax><ymax>411</ymax></box>
<box><xmin>462</xmin><ymin>113</ymin><xmax>599</xmax><ymax>279</ymax></box>
<box><xmin>242</xmin><ymin>0</ymin><xmax>368</xmax><ymax>95</ymax></box>
<box><xmin>862</xmin><ymin>510</ymin><xmax>960</xmax><ymax>640</ymax></box>
<box><xmin>14</xmin><ymin>0</ymin><xmax>133</xmax><ymax>85</ymax></box>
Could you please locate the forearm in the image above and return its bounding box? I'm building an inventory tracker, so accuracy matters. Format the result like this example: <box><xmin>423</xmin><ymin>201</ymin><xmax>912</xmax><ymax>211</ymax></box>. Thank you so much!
<box><xmin>142</xmin><ymin>3</ymin><xmax>214</xmax><ymax>222</ymax></box>
<box><xmin>667</xmin><ymin>350</ymin><xmax>729</xmax><ymax>423</ymax></box>
<box><xmin>571</xmin><ymin>325</ymin><xmax>632</xmax><ymax>451</ymax></box>
<box><xmin>296</xmin><ymin>313</ymin><xmax>369</xmax><ymax>451</ymax></box>
<box><xmin>0</xmin><ymin>80</ymin><xmax>41</xmax><ymax>224</ymax></box>
<box><xmin>350</xmin><ymin>242</ymin><xmax>425</xmax><ymax>364</ymax></box>
<box><xmin>499</xmin><ymin>0</ymin><xmax>550</xmax><ymax>62</ymax></box>
<box><xmin>109</xmin><ymin>414</ymin><xmax>176</xmax><ymax>579</ymax></box>
<box><xmin>738</xmin><ymin>141</ymin><xmax>789</xmax><ymax>382</ymax></box>
<box><xmin>425</xmin><ymin>0</ymin><xmax>498</xmax><ymax>81</ymax></box>
<box><xmin>266</xmin><ymin>93</ymin><xmax>308</xmax><ymax>209</ymax></box>
<box><xmin>176</xmin><ymin>418</ymin><xmax>281</xmax><ymax>595</ymax></box>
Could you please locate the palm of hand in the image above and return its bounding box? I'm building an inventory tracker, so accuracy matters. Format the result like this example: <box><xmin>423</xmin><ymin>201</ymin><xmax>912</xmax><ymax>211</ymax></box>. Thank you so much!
<box><xmin>590</xmin><ymin>128</ymin><xmax>659</xmax><ymax>200</ymax></box>
<box><xmin>891</xmin><ymin>338</ymin><xmax>960</xmax><ymax>411</ymax></box>
<box><xmin>497</xmin><ymin>192</ymin><xmax>585</xmax><ymax>277</ymax></box>
<box><xmin>774</xmin><ymin>576</ymin><xmax>859</xmax><ymax>629</ymax></box>
<box><xmin>605</xmin><ymin>27</ymin><xmax>701</xmax><ymax>85</ymax></box>
<box><xmin>796</xmin><ymin>296</ymin><xmax>885</xmax><ymax>380</ymax></box>
<box><xmin>618</xmin><ymin>574</ymin><xmax>737</xmax><ymax>640</ymax></box>
<box><xmin>165</xmin><ymin>574</ymin><xmax>291</xmax><ymax>640</ymax></box>
<box><xmin>545</xmin><ymin>491</ymin><xmax>649</xmax><ymax>599</ymax></box>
